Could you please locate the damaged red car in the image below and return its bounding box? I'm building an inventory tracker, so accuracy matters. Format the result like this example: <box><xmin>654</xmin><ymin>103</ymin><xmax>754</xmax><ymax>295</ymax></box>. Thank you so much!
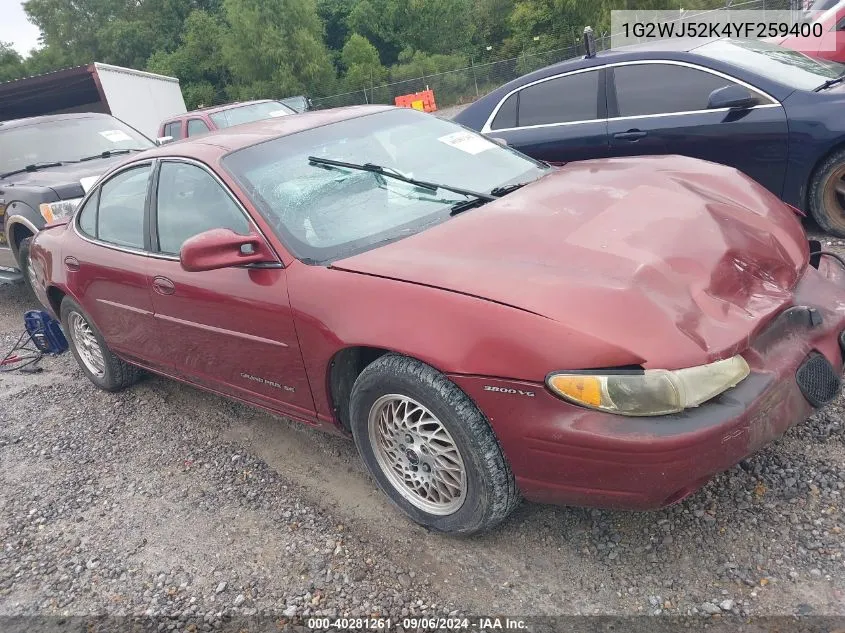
<box><xmin>28</xmin><ymin>106</ymin><xmax>845</xmax><ymax>534</ymax></box>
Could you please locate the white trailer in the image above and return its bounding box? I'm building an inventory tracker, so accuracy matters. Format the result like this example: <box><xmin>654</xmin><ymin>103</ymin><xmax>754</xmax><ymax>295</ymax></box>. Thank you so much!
<box><xmin>0</xmin><ymin>62</ymin><xmax>187</xmax><ymax>139</ymax></box>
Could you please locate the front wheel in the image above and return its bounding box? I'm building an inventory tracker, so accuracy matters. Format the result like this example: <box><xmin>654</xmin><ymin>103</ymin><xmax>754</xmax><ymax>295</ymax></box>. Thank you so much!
<box><xmin>349</xmin><ymin>354</ymin><xmax>520</xmax><ymax>535</ymax></box>
<box><xmin>17</xmin><ymin>236</ymin><xmax>37</xmax><ymax>295</ymax></box>
<box><xmin>809</xmin><ymin>148</ymin><xmax>845</xmax><ymax>237</ymax></box>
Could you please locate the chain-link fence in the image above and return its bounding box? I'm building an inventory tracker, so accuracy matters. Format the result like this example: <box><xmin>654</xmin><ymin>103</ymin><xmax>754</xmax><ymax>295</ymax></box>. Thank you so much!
<box><xmin>310</xmin><ymin>0</ymin><xmax>805</xmax><ymax>112</ymax></box>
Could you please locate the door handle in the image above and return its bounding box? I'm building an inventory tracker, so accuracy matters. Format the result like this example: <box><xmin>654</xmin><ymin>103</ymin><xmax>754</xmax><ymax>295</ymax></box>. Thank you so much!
<box><xmin>152</xmin><ymin>276</ymin><xmax>175</xmax><ymax>295</ymax></box>
<box><xmin>64</xmin><ymin>256</ymin><xmax>80</xmax><ymax>271</ymax></box>
<box><xmin>613</xmin><ymin>130</ymin><xmax>647</xmax><ymax>141</ymax></box>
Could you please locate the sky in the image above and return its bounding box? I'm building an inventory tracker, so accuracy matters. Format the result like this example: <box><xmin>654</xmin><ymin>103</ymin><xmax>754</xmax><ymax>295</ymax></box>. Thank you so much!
<box><xmin>2</xmin><ymin>0</ymin><xmax>41</xmax><ymax>56</ymax></box>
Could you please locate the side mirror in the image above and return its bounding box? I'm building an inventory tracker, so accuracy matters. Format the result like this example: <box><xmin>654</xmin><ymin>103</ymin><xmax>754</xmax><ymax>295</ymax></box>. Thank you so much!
<box><xmin>156</xmin><ymin>136</ymin><xmax>174</xmax><ymax>146</ymax></box>
<box><xmin>179</xmin><ymin>228</ymin><xmax>276</xmax><ymax>272</ymax></box>
<box><xmin>489</xmin><ymin>136</ymin><xmax>509</xmax><ymax>147</ymax></box>
<box><xmin>708</xmin><ymin>85</ymin><xmax>758</xmax><ymax>110</ymax></box>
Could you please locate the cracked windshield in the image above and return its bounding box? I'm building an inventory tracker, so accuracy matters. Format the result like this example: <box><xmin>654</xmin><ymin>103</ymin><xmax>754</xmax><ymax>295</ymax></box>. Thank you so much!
<box><xmin>223</xmin><ymin>108</ymin><xmax>548</xmax><ymax>262</ymax></box>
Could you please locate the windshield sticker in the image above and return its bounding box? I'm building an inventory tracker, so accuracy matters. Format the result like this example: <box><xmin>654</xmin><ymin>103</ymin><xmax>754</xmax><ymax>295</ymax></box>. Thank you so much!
<box><xmin>99</xmin><ymin>130</ymin><xmax>133</xmax><ymax>143</ymax></box>
<box><xmin>268</xmin><ymin>109</ymin><xmax>291</xmax><ymax>117</ymax></box>
<box><xmin>437</xmin><ymin>131</ymin><xmax>497</xmax><ymax>155</ymax></box>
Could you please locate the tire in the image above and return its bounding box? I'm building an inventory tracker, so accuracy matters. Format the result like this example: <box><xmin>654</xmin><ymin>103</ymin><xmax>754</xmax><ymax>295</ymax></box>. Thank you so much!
<box><xmin>809</xmin><ymin>148</ymin><xmax>845</xmax><ymax>237</ymax></box>
<box><xmin>17</xmin><ymin>236</ymin><xmax>36</xmax><ymax>295</ymax></box>
<box><xmin>349</xmin><ymin>353</ymin><xmax>520</xmax><ymax>535</ymax></box>
<box><xmin>60</xmin><ymin>296</ymin><xmax>140</xmax><ymax>392</ymax></box>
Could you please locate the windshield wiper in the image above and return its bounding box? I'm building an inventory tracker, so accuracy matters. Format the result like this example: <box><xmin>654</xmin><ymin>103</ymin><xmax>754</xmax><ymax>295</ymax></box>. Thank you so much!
<box><xmin>307</xmin><ymin>156</ymin><xmax>497</xmax><ymax>204</ymax></box>
<box><xmin>0</xmin><ymin>161</ymin><xmax>66</xmax><ymax>179</ymax></box>
<box><xmin>76</xmin><ymin>148</ymin><xmax>147</xmax><ymax>162</ymax></box>
<box><xmin>490</xmin><ymin>182</ymin><xmax>528</xmax><ymax>196</ymax></box>
<box><xmin>815</xmin><ymin>70</ymin><xmax>845</xmax><ymax>92</ymax></box>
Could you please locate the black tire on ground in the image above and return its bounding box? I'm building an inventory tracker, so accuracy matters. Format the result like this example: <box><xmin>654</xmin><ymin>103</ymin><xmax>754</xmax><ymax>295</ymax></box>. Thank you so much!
<box><xmin>809</xmin><ymin>147</ymin><xmax>845</xmax><ymax>238</ymax></box>
<box><xmin>60</xmin><ymin>296</ymin><xmax>140</xmax><ymax>392</ymax></box>
<box><xmin>17</xmin><ymin>236</ymin><xmax>36</xmax><ymax>295</ymax></box>
<box><xmin>349</xmin><ymin>353</ymin><xmax>520</xmax><ymax>535</ymax></box>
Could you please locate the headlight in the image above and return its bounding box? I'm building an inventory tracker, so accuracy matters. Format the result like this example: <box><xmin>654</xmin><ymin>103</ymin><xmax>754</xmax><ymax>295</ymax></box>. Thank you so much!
<box><xmin>546</xmin><ymin>355</ymin><xmax>750</xmax><ymax>416</ymax></box>
<box><xmin>39</xmin><ymin>198</ymin><xmax>83</xmax><ymax>223</ymax></box>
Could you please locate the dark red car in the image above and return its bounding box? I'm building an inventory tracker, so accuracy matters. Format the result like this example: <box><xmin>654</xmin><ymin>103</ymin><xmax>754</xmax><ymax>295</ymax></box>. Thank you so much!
<box><xmin>157</xmin><ymin>99</ymin><xmax>296</xmax><ymax>142</ymax></box>
<box><xmin>776</xmin><ymin>1</ymin><xmax>845</xmax><ymax>63</ymax></box>
<box><xmin>28</xmin><ymin>105</ymin><xmax>845</xmax><ymax>534</ymax></box>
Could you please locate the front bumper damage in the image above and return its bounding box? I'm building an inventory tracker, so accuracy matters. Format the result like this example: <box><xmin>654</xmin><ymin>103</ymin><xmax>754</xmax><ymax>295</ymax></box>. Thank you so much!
<box><xmin>451</xmin><ymin>243</ymin><xmax>845</xmax><ymax>511</ymax></box>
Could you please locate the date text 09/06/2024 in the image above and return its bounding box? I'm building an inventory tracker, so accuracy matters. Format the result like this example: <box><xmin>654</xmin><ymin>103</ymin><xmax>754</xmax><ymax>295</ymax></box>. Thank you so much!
<box><xmin>306</xmin><ymin>617</ymin><xmax>528</xmax><ymax>630</ymax></box>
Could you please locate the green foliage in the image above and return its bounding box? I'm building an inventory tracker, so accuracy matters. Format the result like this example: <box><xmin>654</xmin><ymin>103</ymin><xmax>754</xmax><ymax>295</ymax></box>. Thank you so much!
<box><xmin>11</xmin><ymin>0</ymin><xmax>726</xmax><ymax>109</ymax></box>
<box><xmin>0</xmin><ymin>42</ymin><xmax>26</xmax><ymax>82</ymax></box>
<box><xmin>147</xmin><ymin>10</ymin><xmax>230</xmax><ymax>109</ymax></box>
<box><xmin>223</xmin><ymin>0</ymin><xmax>335</xmax><ymax>98</ymax></box>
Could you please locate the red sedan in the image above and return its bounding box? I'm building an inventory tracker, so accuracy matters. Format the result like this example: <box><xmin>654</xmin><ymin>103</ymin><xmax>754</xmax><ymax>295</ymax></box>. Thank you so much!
<box><xmin>28</xmin><ymin>105</ymin><xmax>845</xmax><ymax>534</ymax></box>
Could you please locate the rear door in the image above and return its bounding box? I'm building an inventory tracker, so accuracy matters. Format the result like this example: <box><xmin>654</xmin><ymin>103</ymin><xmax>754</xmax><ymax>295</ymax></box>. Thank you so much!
<box><xmin>606</xmin><ymin>61</ymin><xmax>789</xmax><ymax>196</ymax></box>
<box><xmin>481</xmin><ymin>68</ymin><xmax>609</xmax><ymax>164</ymax></box>
<box><xmin>144</xmin><ymin>158</ymin><xmax>315</xmax><ymax>419</ymax></box>
<box><xmin>68</xmin><ymin>163</ymin><xmax>156</xmax><ymax>363</ymax></box>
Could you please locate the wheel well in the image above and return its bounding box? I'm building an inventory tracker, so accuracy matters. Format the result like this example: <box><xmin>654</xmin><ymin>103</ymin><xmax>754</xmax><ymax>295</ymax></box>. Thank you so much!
<box><xmin>45</xmin><ymin>286</ymin><xmax>66</xmax><ymax>318</ymax></box>
<box><xmin>328</xmin><ymin>346</ymin><xmax>391</xmax><ymax>431</ymax></box>
<box><xmin>10</xmin><ymin>223</ymin><xmax>34</xmax><ymax>259</ymax></box>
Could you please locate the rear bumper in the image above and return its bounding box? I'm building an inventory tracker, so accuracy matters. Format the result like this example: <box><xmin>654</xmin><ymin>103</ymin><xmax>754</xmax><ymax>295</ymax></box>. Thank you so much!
<box><xmin>450</xmin><ymin>261</ymin><xmax>845</xmax><ymax>511</ymax></box>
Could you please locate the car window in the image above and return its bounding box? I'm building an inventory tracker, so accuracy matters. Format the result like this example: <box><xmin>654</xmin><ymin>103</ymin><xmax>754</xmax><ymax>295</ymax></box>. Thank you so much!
<box><xmin>209</xmin><ymin>101</ymin><xmax>295</xmax><ymax>128</ymax></box>
<box><xmin>490</xmin><ymin>93</ymin><xmax>518</xmax><ymax>130</ymax></box>
<box><xmin>515</xmin><ymin>70</ymin><xmax>600</xmax><ymax>127</ymax></box>
<box><xmin>77</xmin><ymin>190</ymin><xmax>99</xmax><ymax>237</ymax></box>
<box><xmin>96</xmin><ymin>165</ymin><xmax>151</xmax><ymax>249</ymax></box>
<box><xmin>0</xmin><ymin>115</ymin><xmax>153</xmax><ymax>177</ymax></box>
<box><xmin>222</xmin><ymin>108</ymin><xmax>549</xmax><ymax>264</ymax></box>
<box><xmin>613</xmin><ymin>63</ymin><xmax>750</xmax><ymax>117</ymax></box>
<box><xmin>163</xmin><ymin>122</ymin><xmax>180</xmax><ymax>139</ymax></box>
<box><xmin>155</xmin><ymin>161</ymin><xmax>250</xmax><ymax>255</ymax></box>
<box><xmin>697</xmin><ymin>38</ymin><xmax>843</xmax><ymax>91</ymax></box>
<box><xmin>187</xmin><ymin>119</ymin><xmax>211</xmax><ymax>137</ymax></box>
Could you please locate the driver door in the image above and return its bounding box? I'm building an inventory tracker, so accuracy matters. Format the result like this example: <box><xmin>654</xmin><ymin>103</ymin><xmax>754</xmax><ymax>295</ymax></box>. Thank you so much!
<box><xmin>145</xmin><ymin>159</ymin><xmax>315</xmax><ymax>419</ymax></box>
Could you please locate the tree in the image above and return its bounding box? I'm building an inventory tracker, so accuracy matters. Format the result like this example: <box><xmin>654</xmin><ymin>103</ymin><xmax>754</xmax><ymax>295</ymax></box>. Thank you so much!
<box><xmin>147</xmin><ymin>10</ymin><xmax>231</xmax><ymax>109</ymax></box>
<box><xmin>223</xmin><ymin>0</ymin><xmax>335</xmax><ymax>99</ymax></box>
<box><xmin>347</xmin><ymin>0</ymin><xmax>407</xmax><ymax>65</ymax></box>
<box><xmin>403</xmin><ymin>0</ymin><xmax>475</xmax><ymax>56</ymax></box>
<box><xmin>341</xmin><ymin>34</ymin><xmax>387</xmax><ymax>93</ymax></box>
<box><xmin>0</xmin><ymin>43</ymin><xmax>26</xmax><ymax>82</ymax></box>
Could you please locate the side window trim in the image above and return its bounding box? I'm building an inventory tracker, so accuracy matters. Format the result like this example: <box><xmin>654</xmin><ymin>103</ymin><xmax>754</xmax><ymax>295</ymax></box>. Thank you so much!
<box><xmin>73</xmin><ymin>161</ymin><xmax>154</xmax><ymax>255</ymax></box>
<box><xmin>481</xmin><ymin>59</ymin><xmax>780</xmax><ymax>133</ymax></box>
<box><xmin>149</xmin><ymin>157</ymin><xmax>283</xmax><ymax>268</ymax></box>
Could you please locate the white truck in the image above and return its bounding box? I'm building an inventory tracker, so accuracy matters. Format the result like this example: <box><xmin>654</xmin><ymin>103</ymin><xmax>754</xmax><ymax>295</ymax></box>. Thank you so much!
<box><xmin>0</xmin><ymin>62</ymin><xmax>187</xmax><ymax>139</ymax></box>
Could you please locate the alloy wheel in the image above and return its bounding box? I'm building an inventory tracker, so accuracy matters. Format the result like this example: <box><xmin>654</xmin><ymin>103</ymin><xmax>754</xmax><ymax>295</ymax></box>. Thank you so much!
<box><xmin>367</xmin><ymin>394</ymin><xmax>467</xmax><ymax>515</ymax></box>
<box><xmin>67</xmin><ymin>312</ymin><xmax>106</xmax><ymax>378</ymax></box>
<box><xmin>822</xmin><ymin>164</ymin><xmax>845</xmax><ymax>233</ymax></box>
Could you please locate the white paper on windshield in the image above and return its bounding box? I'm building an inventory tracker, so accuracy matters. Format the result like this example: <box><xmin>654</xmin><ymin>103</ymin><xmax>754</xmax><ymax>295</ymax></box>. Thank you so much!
<box><xmin>99</xmin><ymin>129</ymin><xmax>133</xmax><ymax>143</ymax></box>
<box><xmin>79</xmin><ymin>176</ymin><xmax>99</xmax><ymax>192</ymax></box>
<box><xmin>437</xmin><ymin>131</ymin><xmax>496</xmax><ymax>155</ymax></box>
<box><xmin>268</xmin><ymin>109</ymin><xmax>290</xmax><ymax>117</ymax></box>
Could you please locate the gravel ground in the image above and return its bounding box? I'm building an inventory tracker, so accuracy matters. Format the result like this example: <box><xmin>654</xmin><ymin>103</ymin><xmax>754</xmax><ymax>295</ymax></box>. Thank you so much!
<box><xmin>0</xmin><ymin>221</ymin><xmax>844</xmax><ymax>628</ymax></box>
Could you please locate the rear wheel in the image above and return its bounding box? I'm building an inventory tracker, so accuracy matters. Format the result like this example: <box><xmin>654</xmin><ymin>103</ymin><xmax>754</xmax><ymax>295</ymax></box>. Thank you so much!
<box><xmin>349</xmin><ymin>354</ymin><xmax>520</xmax><ymax>535</ymax></box>
<box><xmin>60</xmin><ymin>297</ymin><xmax>140</xmax><ymax>392</ymax></box>
<box><xmin>809</xmin><ymin>148</ymin><xmax>845</xmax><ymax>237</ymax></box>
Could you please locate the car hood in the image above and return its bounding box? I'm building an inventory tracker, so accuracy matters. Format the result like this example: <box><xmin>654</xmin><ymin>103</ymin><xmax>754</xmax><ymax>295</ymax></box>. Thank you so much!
<box><xmin>332</xmin><ymin>155</ymin><xmax>808</xmax><ymax>369</ymax></box>
<box><xmin>0</xmin><ymin>156</ymin><xmax>128</xmax><ymax>199</ymax></box>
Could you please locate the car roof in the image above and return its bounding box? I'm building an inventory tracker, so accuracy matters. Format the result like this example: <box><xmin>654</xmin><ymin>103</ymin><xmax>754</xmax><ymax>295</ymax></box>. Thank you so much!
<box><xmin>146</xmin><ymin>104</ymin><xmax>396</xmax><ymax>160</ymax></box>
<box><xmin>167</xmin><ymin>99</ymin><xmax>283</xmax><ymax>121</ymax></box>
<box><xmin>0</xmin><ymin>111</ymin><xmax>114</xmax><ymax>130</ymax></box>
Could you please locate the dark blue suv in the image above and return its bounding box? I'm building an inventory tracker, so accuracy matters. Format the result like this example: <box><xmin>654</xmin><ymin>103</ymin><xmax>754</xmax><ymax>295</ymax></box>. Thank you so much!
<box><xmin>455</xmin><ymin>38</ymin><xmax>845</xmax><ymax>236</ymax></box>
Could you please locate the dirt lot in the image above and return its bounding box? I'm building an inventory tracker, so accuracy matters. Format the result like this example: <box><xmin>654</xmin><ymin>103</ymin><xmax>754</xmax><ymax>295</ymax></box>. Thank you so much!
<box><xmin>1</xmin><ymin>226</ymin><xmax>844</xmax><ymax>628</ymax></box>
